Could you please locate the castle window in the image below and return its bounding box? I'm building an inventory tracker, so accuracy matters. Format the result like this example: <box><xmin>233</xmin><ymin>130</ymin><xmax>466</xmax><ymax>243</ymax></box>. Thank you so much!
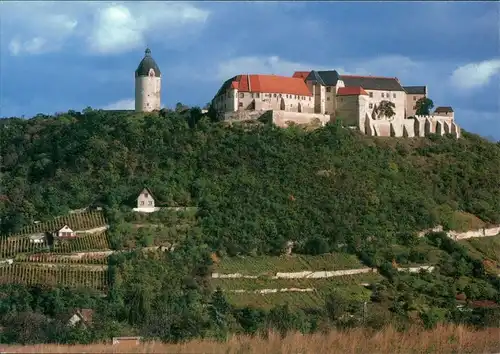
<box><xmin>326</xmin><ymin>87</ymin><xmax>331</xmax><ymax>92</ymax></box>
<box><xmin>256</xmin><ymin>93</ymin><xmax>260</xmax><ymax>98</ymax></box>
<box><xmin>148</xmin><ymin>201</ymin><xmax>153</xmax><ymax>206</ymax></box>
<box><xmin>309</xmin><ymin>97</ymin><xmax>311</xmax><ymax>101</ymax></box>
<box><xmin>251</xmin><ymin>93</ymin><xmax>254</xmax><ymax>98</ymax></box>
<box><xmin>381</xmin><ymin>93</ymin><xmax>385</xmax><ymax>98</ymax></box>
<box><xmin>239</xmin><ymin>102</ymin><xmax>243</xmax><ymax>107</ymax></box>
<box><xmin>140</xmin><ymin>201</ymin><xmax>144</xmax><ymax>206</ymax></box>
<box><xmin>279</xmin><ymin>93</ymin><xmax>282</xmax><ymax>97</ymax></box>
<box><xmin>369</xmin><ymin>92</ymin><xmax>373</xmax><ymax>98</ymax></box>
<box><xmin>413</xmin><ymin>96</ymin><xmax>417</xmax><ymax>101</ymax></box>
<box><xmin>327</xmin><ymin>97</ymin><xmax>330</xmax><ymax>101</ymax></box>
<box><xmin>369</xmin><ymin>103</ymin><xmax>373</xmax><ymax>109</ymax></box>
<box><xmin>144</xmin><ymin>193</ymin><xmax>148</xmax><ymax>198</ymax></box>
<box><xmin>273</xmin><ymin>93</ymin><xmax>277</xmax><ymax>97</ymax></box>
<box><xmin>239</xmin><ymin>93</ymin><xmax>244</xmax><ymax>98</ymax></box>
<box><xmin>393</xmin><ymin>93</ymin><xmax>396</xmax><ymax>98</ymax></box>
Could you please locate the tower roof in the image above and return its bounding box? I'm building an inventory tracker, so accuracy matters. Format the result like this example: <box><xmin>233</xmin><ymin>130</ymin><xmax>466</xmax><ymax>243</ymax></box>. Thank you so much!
<box><xmin>135</xmin><ymin>48</ymin><xmax>161</xmax><ymax>77</ymax></box>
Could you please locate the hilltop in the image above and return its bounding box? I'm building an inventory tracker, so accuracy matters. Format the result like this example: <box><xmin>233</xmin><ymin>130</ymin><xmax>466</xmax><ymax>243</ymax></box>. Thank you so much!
<box><xmin>1</xmin><ymin>109</ymin><xmax>499</xmax><ymax>246</ymax></box>
<box><xmin>0</xmin><ymin>108</ymin><xmax>499</xmax><ymax>345</ymax></box>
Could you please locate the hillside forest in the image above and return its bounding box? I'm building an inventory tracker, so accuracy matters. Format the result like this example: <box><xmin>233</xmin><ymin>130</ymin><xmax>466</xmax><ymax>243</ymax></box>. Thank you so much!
<box><xmin>0</xmin><ymin>107</ymin><xmax>499</xmax><ymax>344</ymax></box>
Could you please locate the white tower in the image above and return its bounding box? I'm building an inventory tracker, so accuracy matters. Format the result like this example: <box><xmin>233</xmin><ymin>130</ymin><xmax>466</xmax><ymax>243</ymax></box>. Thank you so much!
<box><xmin>135</xmin><ymin>48</ymin><xmax>161</xmax><ymax>112</ymax></box>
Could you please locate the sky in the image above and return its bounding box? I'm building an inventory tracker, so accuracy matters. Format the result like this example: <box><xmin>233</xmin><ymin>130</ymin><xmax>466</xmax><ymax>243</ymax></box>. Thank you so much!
<box><xmin>1</xmin><ymin>1</ymin><xmax>499</xmax><ymax>140</ymax></box>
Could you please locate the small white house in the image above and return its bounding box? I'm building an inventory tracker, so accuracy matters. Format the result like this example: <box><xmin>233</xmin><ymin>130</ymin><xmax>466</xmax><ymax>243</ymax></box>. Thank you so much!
<box><xmin>29</xmin><ymin>233</ymin><xmax>46</xmax><ymax>244</ymax></box>
<box><xmin>67</xmin><ymin>309</ymin><xmax>94</xmax><ymax>328</ymax></box>
<box><xmin>54</xmin><ymin>225</ymin><xmax>76</xmax><ymax>238</ymax></box>
<box><xmin>133</xmin><ymin>188</ymin><xmax>161</xmax><ymax>213</ymax></box>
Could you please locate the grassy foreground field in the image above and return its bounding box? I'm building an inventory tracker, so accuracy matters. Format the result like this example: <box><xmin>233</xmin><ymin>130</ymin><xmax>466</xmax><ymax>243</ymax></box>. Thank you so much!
<box><xmin>3</xmin><ymin>325</ymin><xmax>500</xmax><ymax>354</ymax></box>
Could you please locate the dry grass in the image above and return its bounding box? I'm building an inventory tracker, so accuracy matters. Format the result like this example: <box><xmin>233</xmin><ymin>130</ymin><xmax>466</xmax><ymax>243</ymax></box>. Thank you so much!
<box><xmin>3</xmin><ymin>324</ymin><xmax>500</xmax><ymax>354</ymax></box>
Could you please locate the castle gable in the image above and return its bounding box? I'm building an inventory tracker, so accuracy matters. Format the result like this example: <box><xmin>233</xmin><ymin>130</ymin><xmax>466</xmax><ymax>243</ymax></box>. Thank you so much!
<box><xmin>306</xmin><ymin>70</ymin><xmax>339</xmax><ymax>86</ymax></box>
<box><xmin>292</xmin><ymin>71</ymin><xmax>311</xmax><ymax>80</ymax></box>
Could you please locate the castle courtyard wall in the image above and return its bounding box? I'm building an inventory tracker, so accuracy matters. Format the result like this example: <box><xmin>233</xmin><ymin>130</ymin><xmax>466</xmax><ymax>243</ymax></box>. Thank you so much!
<box><xmin>222</xmin><ymin>110</ymin><xmax>330</xmax><ymax>127</ymax></box>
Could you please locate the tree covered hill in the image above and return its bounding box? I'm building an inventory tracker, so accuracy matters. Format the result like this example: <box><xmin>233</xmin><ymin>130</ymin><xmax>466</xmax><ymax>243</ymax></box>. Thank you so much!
<box><xmin>1</xmin><ymin>109</ymin><xmax>499</xmax><ymax>256</ymax></box>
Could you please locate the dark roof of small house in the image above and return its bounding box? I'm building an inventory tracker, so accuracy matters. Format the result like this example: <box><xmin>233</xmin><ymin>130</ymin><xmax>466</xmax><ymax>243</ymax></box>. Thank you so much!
<box><xmin>78</xmin><ymin>309</ymin><xmax>94</xmax><ymax>323</ymax></box>
<box><xmin>435</xmin><ymin>106</ymin><xmax>454</xmax><ymax>113</ymax></box>
<box><xmin>138</xmin><ymin>187</ymin><xmax>155</xmax><ymax>200</ymax></box>
<box><xmin>135</xmin><ymin>48</ymin><xmax>161</xmax><ymax>77</ymax></box>
<box><xmin>403</xmin><ymin>86</ymin><xmax>427</xmax><ymax>95</ymax></box>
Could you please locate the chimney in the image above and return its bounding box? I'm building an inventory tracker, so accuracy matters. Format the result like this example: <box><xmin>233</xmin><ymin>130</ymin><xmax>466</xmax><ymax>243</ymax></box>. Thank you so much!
<box><xmin>247</xmin><ymin>74</ymin><xmax>251</xmax><ymax>92</ymax></box>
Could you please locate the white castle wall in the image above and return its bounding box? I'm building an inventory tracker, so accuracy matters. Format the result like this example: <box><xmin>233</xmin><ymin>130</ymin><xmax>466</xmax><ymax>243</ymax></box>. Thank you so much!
<box><xmin>135</xmin><ymin>74</ymin><xmax>161</xmax><ymax>112</ymax></box>
<box><xmin>362</xmin><ymin>115</ymin><xmax>460</xmax><ymax>138</ymax></box>
<box><xmin>222</xmin><ymin>110</ymin><xmax>331</xmax><ymax>127</ymax></box>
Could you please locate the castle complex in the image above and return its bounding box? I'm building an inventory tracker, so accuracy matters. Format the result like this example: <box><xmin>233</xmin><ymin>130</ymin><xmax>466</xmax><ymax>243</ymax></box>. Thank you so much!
<box><xmin>211</xmin><ymin>72</ymin><xmax>460</xmax><ymax>138</ymax></box>
<box><xmin>133</xmin><ymin>48</ymin><xmax>460</xmax><ymax>138</ymax></box>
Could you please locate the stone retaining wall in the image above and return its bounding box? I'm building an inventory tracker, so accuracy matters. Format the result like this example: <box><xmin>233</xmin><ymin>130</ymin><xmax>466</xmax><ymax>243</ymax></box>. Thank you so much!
<box><xmin>212</xmin><ymin>265</ymin><xmax>434</xmax><ymax>280</ymax></box>
<box><xmin>418</xmin><ymin>225</ymin><xmax>500</xmax><ymax>240</ymax></box>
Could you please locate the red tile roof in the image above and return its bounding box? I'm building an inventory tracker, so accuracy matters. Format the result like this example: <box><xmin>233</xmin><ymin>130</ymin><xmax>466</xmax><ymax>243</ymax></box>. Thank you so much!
<box><xmin>292</xmin><ymin>71</ymin><xmax>311</xmax><ymax>80</ymax></box>
<box><xmin>78</xmin><ymin>309</ymin><xmax>94</xmax><ymax>323</ymax></box>
<box><xmin>228</xmin><ymin>75</ymin><xmax>312</xmax><ymax>96</ymax></box>
<box><xmin>337</xmin><ymin>87</ymin><xmax>369</xmax><ymax>96</ymax></box>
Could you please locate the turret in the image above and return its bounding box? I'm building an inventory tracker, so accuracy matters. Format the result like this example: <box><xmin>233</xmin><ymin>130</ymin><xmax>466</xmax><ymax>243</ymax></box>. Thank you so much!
<box><xmin>135</xmin><ymin>48</ymin><xmax>161</xmax><ymax>112</ymax></box>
